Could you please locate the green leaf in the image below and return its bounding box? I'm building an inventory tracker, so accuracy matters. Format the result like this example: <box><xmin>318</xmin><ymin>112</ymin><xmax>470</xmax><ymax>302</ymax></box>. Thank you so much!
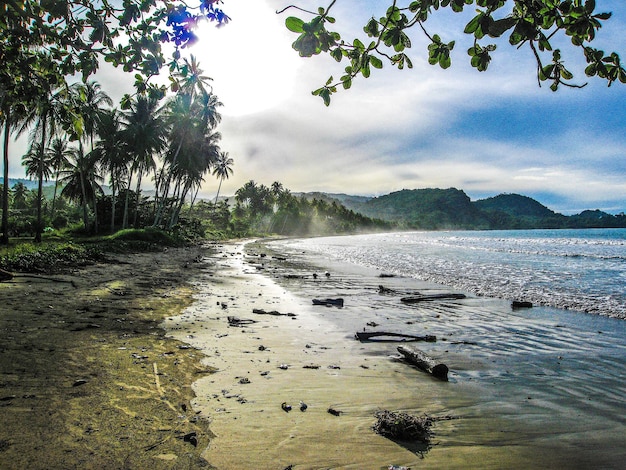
<box><xmin>370</xmin><ymin>55</ymin><xmax>383</xmax><ymax>69</ymax></box>
<box><xmin>464</xmin><ymin>14</ymin><xmax>483</xmax><ymax>34</ymax></box>
<box><xmin>285</xmin><ymin>17</ymin><xmax>305</xmax><ymax>33</ymax></box>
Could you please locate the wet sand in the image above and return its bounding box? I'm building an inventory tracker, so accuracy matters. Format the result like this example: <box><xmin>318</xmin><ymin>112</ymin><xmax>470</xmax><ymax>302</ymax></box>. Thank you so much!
<box><xmin>168</xmin><ymin>239</ymin><xmax>626</xmax><ymax>470</ymax></box>
<box><xmin>4</xmin><ymin>238</ymin><xmax>623</xmax><ymax>469</ymax></box>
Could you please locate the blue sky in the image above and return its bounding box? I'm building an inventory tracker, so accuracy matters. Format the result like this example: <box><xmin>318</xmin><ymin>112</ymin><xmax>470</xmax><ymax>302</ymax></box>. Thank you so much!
<box><xmin>6</xmin><ymin>0</ymin><xmax>626</xmax><ymax>214</ymax></box>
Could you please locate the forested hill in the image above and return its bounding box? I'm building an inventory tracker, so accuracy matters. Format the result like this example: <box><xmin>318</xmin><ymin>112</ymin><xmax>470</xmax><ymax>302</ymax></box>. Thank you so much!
<box><xmin>313</xmin><ymin>189</ymin><xmax>626</xmax><ymax>230</ymax></box>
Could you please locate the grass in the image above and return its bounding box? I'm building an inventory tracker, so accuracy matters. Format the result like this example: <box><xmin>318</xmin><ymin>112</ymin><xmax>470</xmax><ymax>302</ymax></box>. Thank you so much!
<box><xmin>0</xmin><ymin>228</ymin><xmax>185</xmax><ymax>274</ymax></box>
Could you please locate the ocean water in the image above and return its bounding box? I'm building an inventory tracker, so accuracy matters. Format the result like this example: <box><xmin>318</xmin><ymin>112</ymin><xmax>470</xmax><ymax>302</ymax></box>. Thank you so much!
<box><xmin>256</xmin><ymin>229</ymin><xmax>626</xmax><ymax>467</ymax></box>
<box><xmin>273</xmin><ymin>228</ymin><xmax>626</xmax><ymax>319</ymax></box>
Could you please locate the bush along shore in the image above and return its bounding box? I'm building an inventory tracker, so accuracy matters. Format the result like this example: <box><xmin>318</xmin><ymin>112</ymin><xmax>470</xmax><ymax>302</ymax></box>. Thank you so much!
<box><xmin>0</xmin><ymin>236</ymin><xmax>218</xmax><ymax>469</ymax></box>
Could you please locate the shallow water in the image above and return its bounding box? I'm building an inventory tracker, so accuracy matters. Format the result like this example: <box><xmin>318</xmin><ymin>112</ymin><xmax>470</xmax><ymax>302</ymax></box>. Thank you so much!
<box><xmin>275</xmin><ymin>229</ymin><xmax>626</xmax><ymax>318</ymax></box>
<box><xmin>167</xmin><ymin>239</ymin><xmax>626</xmax><ymax>469</ymax></box>
<box><xmin>261</xmin><ymin>235</ymin><xmax>626</xmax><ymax>469</ymax></box>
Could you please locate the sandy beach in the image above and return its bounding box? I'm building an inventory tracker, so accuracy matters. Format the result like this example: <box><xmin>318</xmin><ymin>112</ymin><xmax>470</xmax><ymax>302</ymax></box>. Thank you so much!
<box><xmin>0</xmin><ymin>244</ymin><xmax>215</xmax><ymax>469</ymax></box>
<box><xmin>2</xmin><ymin>238</ymin><xmax>625</xmax><ymax>469</ymax></box>
<box><xmin>171</xmin><ymin>239</ymin><xmax>626</xmax><ymax>470</ymax></box>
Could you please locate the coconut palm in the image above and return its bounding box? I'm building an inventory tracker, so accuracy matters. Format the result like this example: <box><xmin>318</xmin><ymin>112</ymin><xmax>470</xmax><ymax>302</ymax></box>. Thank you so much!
<box><xmin>59</xmin><ymin>145</ymin><xmax>103</xmax><ymax>231</ymax></box>
<box><xmin>174</xmin><ymin>54</ymin><xmax>213</xmax><ymax>99</ymax></box>
<box><xmin>22</xmin><ymin>142</ymin><xmax>55</xmax><ymax>222</ymax></box>
<box><xmin>92</xmin><ymin>108</ymin><xmax>126</xmax><ymax>232</ymax></box>
<box><xmin>212</xmin><ymin>151</ymin><xmax>234</xmax><ymax>205</ymax></box>
<box><xmin>121</xmin><ymin>95</ymin><xmax>166</xmax><ymax>228</ymax></box>
<box><xmin>71</xmin><ymin>81</ymin><xmax>113</xmax><ymax>233</ymax></box>
<box><xmin>17</xmin><ymin>85</ymin><xmax>65</xmax><ymax>242</ymax></box>
<box><xmin>46</xmin><ymin>137</ymin><xmax>72</xmax><ymax>219</ymax></box>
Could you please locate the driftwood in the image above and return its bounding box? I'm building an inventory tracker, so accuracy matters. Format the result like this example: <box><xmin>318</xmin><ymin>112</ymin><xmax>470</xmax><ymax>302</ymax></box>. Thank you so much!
<box><xmin>0</xmin><ymin>268</ymin><xmax>77</xmax><ymax>287</ymax></box>
<box><xmin>401</xmin><ymin>293</ymin><xmax>466</xmax><ymax>303</ymax></box>
<box><xmin>312</xmin><ymin>298</ymin><xmax>344</xmax><ymax>307</ymax></box>
<box><xmin>512</xmin><ymin>300</ymin><xmax>533</xmax><ymax>309</ymax></box>
<box><xmin>227</xmin><ymin>316</ymin><xmax>257</xmax><ymax>327</ymax></box>
<box><xmin>252</xmin><ymin>308</ymin><xmax>296</xmax><ymax>317</ymax></box>
<box><xmin>397</xmin><ymin>345</ymin><xmax>448</xmax><ymax>381</ymax></box>
<box><xmin>355</xmin><ymin>331</ymin><xmax>436</xmax><ymax>343</ymax></box>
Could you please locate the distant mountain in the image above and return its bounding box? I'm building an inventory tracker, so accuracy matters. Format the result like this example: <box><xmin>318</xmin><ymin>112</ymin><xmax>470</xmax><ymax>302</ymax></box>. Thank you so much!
<box><xmin>474</xmin><ymin>193</ymin><xmax>560</xmax><ymax>218</ymax></box>
<box><xmin>351</xmin><ymin>188</ymin><xmax>492</xmax><ymax>229</ymax></box>
<box><xmin>305</xmin><ymin>188</ymin><xmax>626</xmax><ymax>230</ymax></box>
<box><xmin>4</xmin><ymin>178</ymin><xmax>54</xmax><ymax>190</ymax></box>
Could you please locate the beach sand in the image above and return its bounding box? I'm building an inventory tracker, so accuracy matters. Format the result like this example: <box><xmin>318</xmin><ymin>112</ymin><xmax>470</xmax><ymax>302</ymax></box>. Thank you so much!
<box><xmin>0</xmin><ymin>245</ymin><xmax>215</xmax><ymax>469</ymax></box>
<box><xmin>2</xmin><ymin>239</ymin><xmax>625</xmax><ymax>469</ymax></box>
<box><xmin>163</xmin><ymin>241</ymin><xmax>527</xmax><ymax>470</ymax></box>
<box><xmin>168</xmin><ymin>239</ymin><xmax>626</xmax><ymax>470</ymax></box>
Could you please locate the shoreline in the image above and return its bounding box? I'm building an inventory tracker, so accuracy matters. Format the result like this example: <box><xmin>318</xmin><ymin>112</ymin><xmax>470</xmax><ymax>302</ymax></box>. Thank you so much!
<box><xmin>175</xmin><ymin>238</ymin><xmax>626</xmax><ymax>470</ymax></box>
<box><xmin>3</xmin><ymin>237</ymin><xmax>625</xmax><ymax>468</ymax></box>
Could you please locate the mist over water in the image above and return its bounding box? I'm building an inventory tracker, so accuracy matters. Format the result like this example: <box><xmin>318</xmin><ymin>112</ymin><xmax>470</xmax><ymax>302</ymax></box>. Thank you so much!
<box><xmin>278</xmin><ymin>228</ymin><xmax>626</xmax><ymax>319</ymax></box>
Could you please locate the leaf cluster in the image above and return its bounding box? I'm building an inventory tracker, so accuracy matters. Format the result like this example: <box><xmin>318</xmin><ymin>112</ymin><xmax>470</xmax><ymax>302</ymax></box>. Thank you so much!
<box><xmin>281</xmin><ymin>0</ymin><xmax>624</xmax><ymax>105</ymax></box>
<box><xmin>1</xmin><ymin>1</ymin><xmax>230</xmax><ymax>123</ymax></box>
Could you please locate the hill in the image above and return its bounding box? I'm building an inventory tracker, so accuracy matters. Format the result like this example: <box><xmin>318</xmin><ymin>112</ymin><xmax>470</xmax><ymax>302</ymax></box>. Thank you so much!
<box><xmin>308</xmin><ymin>189</ymin><xmax>626</xmax><ymax>230</ymax></box>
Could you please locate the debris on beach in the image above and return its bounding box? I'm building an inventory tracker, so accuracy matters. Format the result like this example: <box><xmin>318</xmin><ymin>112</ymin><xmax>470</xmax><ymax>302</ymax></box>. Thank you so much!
<box><xmin>512</xmin><ymin>300</ymin><xmax>533</xmax><ymax>309</ymax></box>
<box><xmin>252</xmin><ymin>308</ymin><xmax>296</xmax><ymax>317</ymax></box>
<box><xmin>312</xmin><ymin>298</ymin><xmax>344</xmax><ymax>307</ymax></box>
<box><xmin>401</xmin><ymin>293</ymin><xmax>466</xmax><ymax>303</ymax></box>
<box><xmin>356</xmin><ymin>331</ymin><xmax>437</xmax><ymax>343</ymax></box>
<box><xmin>373</xmin><ymin>410</ymin><xmax>433</xmax><ymax>443</ymax></box>
<box><xmin>327</xmin><ymin>407</ymin><xmax>342</xmax><ymax>416</ymax></box>
<box><xmin>227</xmin><ymin>316</ymin><xmax>257</xmax><ymax>327</ymax></box>
<box><xmin>397</xmin><ymin>345</ymin><xmax>449</xmax><ymax>381</ymax></box>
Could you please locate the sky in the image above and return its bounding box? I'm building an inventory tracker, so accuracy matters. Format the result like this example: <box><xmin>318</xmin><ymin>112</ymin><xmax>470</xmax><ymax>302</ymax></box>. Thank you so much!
<box><xmin>6</xmin><ymin>0</ymin><xmax>626</xmax><ymax>214</ymax></box>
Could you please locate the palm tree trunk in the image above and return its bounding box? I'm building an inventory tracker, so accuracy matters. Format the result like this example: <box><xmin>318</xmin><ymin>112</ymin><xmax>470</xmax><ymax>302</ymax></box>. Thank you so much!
<box><xmin>2</xmin><ymin>118</ymin><xmax>11</xmax><ymax>245</ymax></box>
<box><xmin>78</xmin><ymin>143</ymin><xmax>89</xmax><ymax>230</ymax></box>
<box><xmin>214</xmin><ymin>176</ymin><xmax>223</xmax><ymax>206</ymax></box>
<box><xmin>34</xmin><ymin>116</ymin><xmax>47</xmax><ymax>243</ymax></box>
<box><xmin>123</xmin><ymin>172</ymin><xmax>133</xmax><ymax>229</ymax></box>
<box><xmin>110</xmin><ymin>171</ymin><xmax>116</xmax><ymax>233</ymax></box>
<box><xmin>133</xmin><ymin>170</ymin><xmax>143</xmax><ymax>228</ymax></box>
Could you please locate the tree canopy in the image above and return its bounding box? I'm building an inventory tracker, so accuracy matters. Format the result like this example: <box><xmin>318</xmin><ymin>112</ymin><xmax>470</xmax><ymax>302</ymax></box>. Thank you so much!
<box><xmin>281</xmin><ymin>0</ymin><xmax>626</xmax><ymax>104</ymax></box>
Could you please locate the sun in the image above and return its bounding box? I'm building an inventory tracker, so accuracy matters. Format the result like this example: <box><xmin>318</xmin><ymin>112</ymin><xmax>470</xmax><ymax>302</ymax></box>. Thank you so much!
<box><xmin>192</xmin><ymin>0</ymin><xmax>301</xmax><ymax>116</ymax></box>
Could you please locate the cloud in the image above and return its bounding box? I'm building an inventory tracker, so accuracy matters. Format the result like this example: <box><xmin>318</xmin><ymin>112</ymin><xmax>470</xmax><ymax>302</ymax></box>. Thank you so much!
<box><xmin>5</xmin><ymin>0</ymin><xmax>626</xmax><ymax>215</ymax></box>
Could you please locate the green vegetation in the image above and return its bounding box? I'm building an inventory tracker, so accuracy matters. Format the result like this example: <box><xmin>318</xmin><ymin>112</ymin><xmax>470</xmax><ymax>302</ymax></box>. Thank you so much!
<box><xmin>335</xmin><ymin>188</ymin><xmax>626</xmax><ymax>230</ymax></box>
<box><xmin>282</xmin><ymin>0</ymin><xmax>625</xmax><ymax>105</ymax></box>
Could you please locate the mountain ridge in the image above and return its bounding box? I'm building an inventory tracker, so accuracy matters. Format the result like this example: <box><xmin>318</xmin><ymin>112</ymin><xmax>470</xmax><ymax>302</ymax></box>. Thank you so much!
<box><xmin>298</xmin><ymin>188</ymin><xmax>626</xmax><ymax>230</ymax></box>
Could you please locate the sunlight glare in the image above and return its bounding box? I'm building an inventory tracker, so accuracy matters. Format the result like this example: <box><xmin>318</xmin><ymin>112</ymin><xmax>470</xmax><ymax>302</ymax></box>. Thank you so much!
<box><xmin>192</xmin><ymin>0</ymin><xmax>301</xmax><ymax>116</ymax></box>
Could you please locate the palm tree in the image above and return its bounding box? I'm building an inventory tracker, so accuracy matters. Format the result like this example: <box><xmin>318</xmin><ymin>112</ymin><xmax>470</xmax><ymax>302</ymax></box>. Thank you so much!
<box><xmin>93</xmin><ymin>108</ymin><xmax>126</xmax><ymax>232</ymax></box>
<box><xmin>17</xmin><ymin>85</ymin><xmax>65</xmax><ymax>242</ymax></box>
<box><xmin>121</xmin><ymin>95</ymin><xmax>166</xmax><ymax>228</ymax></box>
<box><xmin>71</xmin><ymin>81</ymin><xmax>113</xmax><ymax>233</ymax></box>
<box><xmin>22</xmin><ymin>142</ymin><xmax>55</xmax><ymax>224</ymax></box>
<box><xmin>174</xmin><ymin>54</ymin><xmax>214</xmax><ymax>99</ymax></box>
<box><xmin>59</xmin><ymin>146</ymin><xmax>103</xmax><ymax>231</ymax></box>
<box><xmin>212</xmin><ymin>151</ymin><xmax>234</xmax><ymax>205</ymax></box>
<box><xmin>11</xmin><ymin>182</ymin><xmax>28</xmax><ymax>210</ymax></box>
<box><xmin>46</xmin><ymin>137</ymin><xmax>72</xmax><ymax>219</ymax></box>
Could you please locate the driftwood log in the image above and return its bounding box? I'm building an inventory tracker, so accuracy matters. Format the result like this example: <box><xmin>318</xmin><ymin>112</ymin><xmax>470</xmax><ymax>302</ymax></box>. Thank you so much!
<box><xmin>252</xmin><ymin>308</ymin><xmax>296</xmax><ymax>317</ymax></box>
<box><xmin>227</xmin><ymin>316</ymin><xmax>257</xmax><ymax>327</ymax></box>
<box><xmin>401</xmin><ymin>293</ymin><xmax>466</xmax><ymax>303</ymax></box>
<box><xmin>312</xmin><ymin>298</ymin><xmax>344</xmax><ymax>307</ymax></box>
<box><xmin>355</xmin><ymin>331</ymin><xmax>436</xmax><ymax>342</ymax></box>
<box><xmin>0</xmin><ymin>268</ymin><xmax>77</xmax><ymax>287</ymax></box>
<box><xmin>397</xmin><ymin>345</ymin><xmax>448</xmax><ymax>381</ymax></box>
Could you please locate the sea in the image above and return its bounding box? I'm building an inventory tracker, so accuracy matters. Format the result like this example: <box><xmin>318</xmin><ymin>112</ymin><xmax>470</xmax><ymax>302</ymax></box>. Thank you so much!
<box><xmin>271</xmin><ymin>228</ymin><xmax>626</xmax><ymax>319</ymax></box>
<box><xmin>255</xmin><ymin>228</ymin><xmax>626</xmax><ymax>468</ymax></box>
